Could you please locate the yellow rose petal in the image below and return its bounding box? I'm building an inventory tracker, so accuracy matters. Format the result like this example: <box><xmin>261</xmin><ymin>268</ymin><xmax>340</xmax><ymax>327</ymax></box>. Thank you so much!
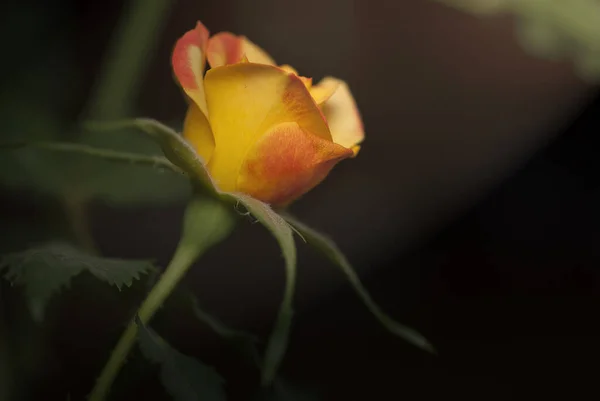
<box><xmin>238</xmin><ymin>121</ymin><xmax>353</xmax><ymax>205</ymax></box>
<box><xmin>203</xmin><ymin>63</ymin><xmax>331</xmax><ymax>193</ymax></box>
<box><xmin>207</xmin><ymin>32</ymin><xmax>276</xmax><ymax>67</ymax></box>
<box><xmin>320</xmin><ymin>78</ymin><xmax>364</xmax><ymax>154</ymax></box>
<box><xmin>182</xmin><ymin>103</ymin><xmax>215</xmax><ymax>164</ymax></box>
<box><xmin>310</xmin><ymin>77</ymin><xmax>340</xmax><ymax>105</ymax></box>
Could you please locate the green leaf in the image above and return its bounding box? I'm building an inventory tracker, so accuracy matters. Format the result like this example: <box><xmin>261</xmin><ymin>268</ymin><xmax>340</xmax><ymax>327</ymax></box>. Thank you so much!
<box><xmin>135</xmin><ymin>316</ymin><xmax>226</xmax><ymax>401</ymax></box>
<box><xmin>76</xmin><ymin>135</ymin><xmax>186</xmax><ymax>205</ymax></box>
<box><xmin>0</xmin><ymin>110</ymin><xmax>69</xmax><ymax>194</ymax></box>
<box><xmin>0</xmin><ymin>242</ymin><xmax>155</xmax><ymax>321</ymax></box>
<box><xmin>228</xmin><ymin>194</ymin><xmax>297</xmax><ymax>386</ymax></box>
<box><xmin>83</xmin><ymin>118</ymin><xmax>216</xmax><ymax>196</ymax></box>
<box><xmin>0</xmin><ymin>141</ymin><xmax>182</xmax><ymax>175</ymax></box>
<box><xmin>0</xmin><ymin>137</ymin><xmax>189</xmax><ymax>205</ymax></box>
<box><xmin>0</xmin><ymin>27</ymin><xmax>79</xmax><ymax>193</ymax></box>
<box><xmin>282</xmin><ymin>215</ymin><xmax>435</xmax><ymax>354</ymax></box>
<box><xmin>77</xmin><ymin>129</ymin><xmax>191</xmax><ymax>205</ymax></box>
<box><xmin>190</xmin><ymin>295</ymin><xmax>261</xmax><ymax>367</ymax></box>
<box><xmin>190</xmin><ymin>295</ymin><xmax>256</xmax><ymax>341</ymax></box>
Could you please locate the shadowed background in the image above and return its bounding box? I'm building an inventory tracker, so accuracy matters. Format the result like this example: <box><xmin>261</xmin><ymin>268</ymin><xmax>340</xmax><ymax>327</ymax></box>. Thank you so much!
<box><xmin>1</xmin><ymin>0</ymin><xmax>599</xmax><ymax>400</ymax></box>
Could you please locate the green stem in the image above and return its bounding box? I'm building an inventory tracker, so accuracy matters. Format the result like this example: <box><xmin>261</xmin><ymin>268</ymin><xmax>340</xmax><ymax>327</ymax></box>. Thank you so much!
<box><xmin>260</xmin><ymin>255</ymin><xmax>296</xmax><ymax>386</ymax></box>
<box><xmin>88</xmin><ymin>196</ymin><xmax>235</xmax><ymax>401</ymax></box>
<box><xmin>88</xmin><ymin>240</ymin><xmax>202</xmax><ymax>401</ymax></box>
<box><xmin>84</xmin><ymin>0</ymin><xmax>172</xmax><ymax>120</ymax></box>
<box><xmin>282</xmin><ymin>214</ymin><xmax>435</xmax><ymax>353</ymax></box>
<box><xmin>0</xmin><ymin>141</ymin><xmax>184</xmax><ymax>175</ymax></box>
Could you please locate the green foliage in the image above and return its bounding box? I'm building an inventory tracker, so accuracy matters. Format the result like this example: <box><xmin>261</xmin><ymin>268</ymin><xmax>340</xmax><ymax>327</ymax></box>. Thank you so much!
<box><xmin>0</xmin><ymin>100</ymin><xmax>68</xmax><ymax>194</ymax></box>
<box><xmin>136</xmin><ymin>316</ymin><xmax>226</xmax><ymax>401</ymax></box>
<box><xmin>190</xmin><ymin>295</ymin><xmax>261</xmax><ymax>367</ymax></box>
<box><xmin>0</xmin><ymin>0</ymin><xmax>184</xmax><ymax>207</ymax></box>
<box><xmin>189</xmin><ymin>297</ymin><xmax>320</xmax><ymax>400</ymax></box>
<box><xmin>0</xmin><ymin>131</ymin><xmax>191</xmax><ymax>206</ymax></box>
<box><xmin>0</xmin><ymin>242</ymin><xmax>155</xmax><ymax>321</ymax></box>
<box><xmin>283</xmin><ymin>215</ymin><xmax>435</xmax><ymax>354</ymax></box>
<box><xmin>84</xmin><ymin>119</ymin><xmax>216</xmax><ymax>196</ymax></box>
<box><xmin>83</xmin><ymin>0</ymin><xmax>173</xmax><ymax>120</ymax></box>
<box><xmin>179</xmin><ymin>195</ymin><xmax>236</xmax><ymax>253</ymax></box>
<box><xmin>0</xmin><ymin>6</ymin><xmax>190</xmax><ymax>207</ymax></box>
<box><xmin>1</xmin><ymin>111</ymin><xmax>424</xmax><ymax>398</ymax></box>
<box><xmin>435</xmin><ymin>0</ymin><xmax>600</xmax><ymax>81</ymax></box>
<box><xmin>0</xmin><ymin>39</ymin><xmax>188</xmax><ymax>206</ymax></box>
<box><xmin>190</xmin><ymin>295</ymin><xmax>258</xmax><ymax>343</ymax></box>
<box><xmin>77</xmin><ymin>130</ymin><xmax>191</xmax><ymax>205</ymax></box>
<box><xmin>228</xmin><ymin>194</ymin><xmax>297</xmax><ymax>386</ymax></box>
<box><xmin>230</xmin><ymin>195</ymin><xmax>296</xmax><ymax>265</ymax></box>
<box><xmin>85</xmin><ymin>118</ymin><xmax>302</xmax><ymax>386</ymax></box>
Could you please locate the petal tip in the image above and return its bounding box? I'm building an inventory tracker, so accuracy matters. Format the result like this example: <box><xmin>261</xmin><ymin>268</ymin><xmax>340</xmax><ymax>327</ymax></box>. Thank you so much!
<box><xmin>207</xmin><ymin>32</ymin><xmax>243</xmax><ymax>67</ymax></box>
<box><xmin>172</xmin><ymin>21</ymin><xmax>210</xmax><ymax>91</ymax></box>
<box><xmin>238</xmin><ymin>122</ymin><xmax>353</xmax><ymax>205</ymax></box>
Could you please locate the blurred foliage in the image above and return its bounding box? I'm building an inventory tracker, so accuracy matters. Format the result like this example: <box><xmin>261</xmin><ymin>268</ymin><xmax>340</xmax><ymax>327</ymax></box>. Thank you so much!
<box><xmin>190</xmin><ymin>295</ymin><xmax>261</xmax><ymax>367</ymax></box>
<box><xmin>229</xmin><ymin>194</ymin><xmax>297</xmax><ymax>387</ymax></box>
<box><xmin>435</xmin><ymin>0</ymin><xmax>600</xmax><ymax>81</ymax></box>
<box><xmin>136</xmin><ymin>315</ymin><xmax>321</xmax><ymax>401</ymax></box>
<box><xmin>284</xmin><ymin>215</ymin><xmax>435</xmax><ymax>353</ymax></box>
<box><xmin>1</xmin><ymin>130</ymin><xmax>191</xmax><ymax>206</ymax></box>
<box><xmin>76</xmin><ymin>130</ymin><xmax>190</xmax><ymax>205</ymax></box>
<box><xmin>435</xmin><ymin>0</ymin><xmax>506</xmax><ymax>14</ymax></box>
<box><xmin>0</xmin><ymin>242</ymin><xmax>156</xmax><ymax>322</ymax></box>
<box><xmin>0</xmin><ymin>0</ymin><xmax>189</xmax><ymax>208</ymax></box>
<box><xmin>0</xmin><ymin>5</ymin><xmax>78</xmax><ymax>192</ymax></box>
<box><xmin>136</xmin><ymin>317</ymin><xmax>227</xmax><ymax>401</ymax></box>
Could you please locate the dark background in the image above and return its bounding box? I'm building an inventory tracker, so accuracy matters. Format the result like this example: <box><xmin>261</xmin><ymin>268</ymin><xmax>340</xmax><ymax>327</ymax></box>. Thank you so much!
<box><xmin>1</xmin><ymin>0</ymin><xmax>599</xmax><ymax>400</ymax></box>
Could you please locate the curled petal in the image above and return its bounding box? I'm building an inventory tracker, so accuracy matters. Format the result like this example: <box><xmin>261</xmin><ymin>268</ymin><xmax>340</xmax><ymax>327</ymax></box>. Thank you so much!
<box><xmin>279</xmin><ymin>64</ymin><xmax>299</xmax><ymax>75</ymax></box>
<box><xmin>299</xmin><ymin>76</ymin><xmax>313</xmax><ymax>88</ymax></box>
<box><xmin>310</xmin><ymin>77</ymin><xmax>340</xmax><ymax>105</ymax></box>
<box><xmin>280</xmin><ymin>65</ymin><xmax>313</xmax><ymax>89</ymax></box>
<box><xmin>204</xmin><ymin>63</ymin><xmax>331</xmax><ymax>192</ymax></box>
<box><xmin>207</xmin><ymin>32</ymin><xmax>276</xmax><ymax>67</ymax></box>
<box><xmin>238</xmin><ymin>122</ymin><xmax>354</xmax><ymax>205</ymax></box>
<box><xmin>172</xmin><ymin>21</ymin><xmax>211</xmax><ymax>115</ymax></box>
<box><xmin>320</xmin><ymin>78</ymin><xmax>364</xmax><ymax>155</ymax></box>
<box><xmin>182</xmin><ymin>104</ymin><xmax>215</xmax><ymax>164</ymax></box>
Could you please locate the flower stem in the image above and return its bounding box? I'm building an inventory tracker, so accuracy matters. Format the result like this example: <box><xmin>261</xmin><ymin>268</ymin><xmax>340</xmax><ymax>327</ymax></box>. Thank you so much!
<box><xmin>88</xmin><ymin>239</ymin><xmax>201</xmax><ymax>401</ymax></box>
<box><xmin>0</xmin><ymin>141</ymin><xmax>184</xmax><ymax>175</ymax></box>
<box><xmin>88</xmin><ymin>196</ymin><xmax>235</xmax><ymax>401</ymax></box>
<box><xmin>84</xmin><ymin>0</ymin><xmax>172</xmax><ymax>120</ymax></box>
<box><xmin>260</xmin><ymin>253</ymin><xmax>296</xmax><ymax>386</ymax></box>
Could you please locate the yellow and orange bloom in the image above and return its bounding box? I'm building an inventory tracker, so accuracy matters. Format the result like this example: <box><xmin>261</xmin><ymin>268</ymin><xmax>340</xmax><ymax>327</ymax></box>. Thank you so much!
<box><xmin>172</xmin><ymin>21</ymin><xmax>364</xmax><ymax>206</ymax></box>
